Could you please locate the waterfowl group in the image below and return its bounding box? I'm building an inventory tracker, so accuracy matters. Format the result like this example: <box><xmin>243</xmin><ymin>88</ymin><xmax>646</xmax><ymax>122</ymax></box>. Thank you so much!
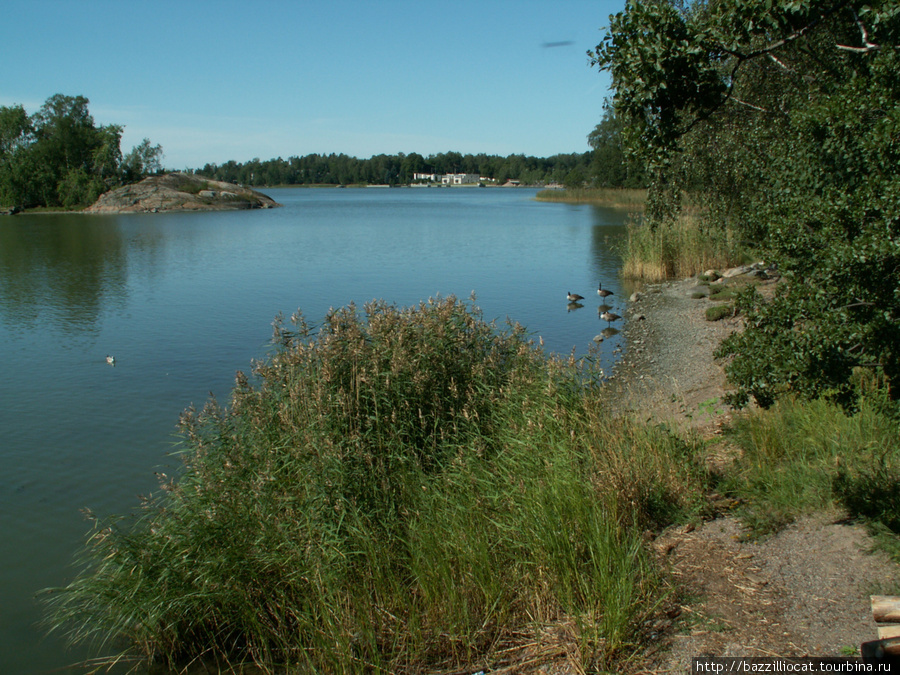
<box><xmin>567</xmin><ymin>283</ymin><xmax>623</xmax><ymax>330</ymax></box>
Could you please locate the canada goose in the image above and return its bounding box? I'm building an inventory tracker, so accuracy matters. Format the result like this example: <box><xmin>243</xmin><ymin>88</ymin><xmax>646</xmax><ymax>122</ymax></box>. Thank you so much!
<box><xmin>567</xmin><ymin>291</ymin><xmax>584</xmax><ymax>302</ymax></box>
<box><xmin>106</xmin><ymin>355</ymin><xmax>116</xmax><ymax>366</ymax></box>
<box><xmin>600</xmin><ymin>311</ymin><xmax>621</xmax><ymax>326</ymax></box>
<box><xmin>597</xmin><ymin>283</ymin><xmax>614</xmax><ymax>300</ymax></box>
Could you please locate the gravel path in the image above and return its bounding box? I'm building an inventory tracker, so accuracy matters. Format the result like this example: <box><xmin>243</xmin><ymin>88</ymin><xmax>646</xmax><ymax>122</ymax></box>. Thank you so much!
<box><xmin>604</xmin><ymin>276</ymin><xmax>740</xmax><ymax>430</ymax></box>
<box><xmin>602</xmin><ymin>275</ymin><xmax>900</xmax><ymax>671</ymax></box>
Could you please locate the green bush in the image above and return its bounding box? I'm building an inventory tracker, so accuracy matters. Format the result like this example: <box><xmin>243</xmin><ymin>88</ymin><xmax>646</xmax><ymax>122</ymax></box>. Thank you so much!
<box><xmin>45</xmin><ymin>297</ymin><xmax>660</xmax><ymax>673</ymax></box>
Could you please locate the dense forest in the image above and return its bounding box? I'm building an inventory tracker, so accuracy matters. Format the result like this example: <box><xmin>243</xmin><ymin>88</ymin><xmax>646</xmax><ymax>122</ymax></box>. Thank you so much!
<box><xmin>0</xmin><ymin>94</ymin><xmax>162</xmax><ymax>209</ymax></box>
<box><xmin>594</xmin><ymin>0</ymin><xmax>899</xmax><ymax>407</ymax></box>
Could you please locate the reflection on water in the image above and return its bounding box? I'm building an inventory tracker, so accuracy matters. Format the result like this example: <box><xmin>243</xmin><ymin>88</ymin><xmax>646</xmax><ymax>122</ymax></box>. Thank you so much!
<box><xmin>0</xmin><ymin>189</ymin><xmax>629</xmax><ymax>673</ymax></box>
<box><xmin>0</xmin><ymin>215</ymin><xmax>129</xmax><ymax>334</ymax></box>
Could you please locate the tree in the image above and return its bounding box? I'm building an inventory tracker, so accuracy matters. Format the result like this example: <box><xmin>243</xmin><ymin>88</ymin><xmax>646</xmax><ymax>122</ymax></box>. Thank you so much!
<box><xmin>122</xmin><ymin>138</ymin><xmax>163</xmax><ymax>182</ymax></box>
<box><xmin>0</xmin><ymin>94</ymin><xmax>161</xmax><ymax>208</ymax></box>
<box><xmin>593</xmin><ymin>0</ymin><xmax>900</xmax><ymax>407</ymax></box>
<box><xmin>588</xmin><ymin>102</ymin><xmax>647</xmax><ymax>188</ymax></box>
<box><xmin>0</xmin><ymin>104</ymin><xmax>34</xmax><ymax>206</ymax></box>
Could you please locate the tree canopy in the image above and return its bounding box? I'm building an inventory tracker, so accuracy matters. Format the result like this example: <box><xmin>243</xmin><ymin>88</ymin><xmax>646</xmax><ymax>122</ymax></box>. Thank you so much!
<box><xmin>0</xmin><ymin>94</ymin><xmax>162</xmax><ymax>209</ymax></box>
<box><xmin>593</xmin><ymin>0</ymin><xmax>900</xmax><ymax>407</ymax></box>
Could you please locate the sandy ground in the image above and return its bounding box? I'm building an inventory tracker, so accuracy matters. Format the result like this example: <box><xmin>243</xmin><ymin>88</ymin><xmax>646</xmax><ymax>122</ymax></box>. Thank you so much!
<box><xmin>607</xmin><ymin>276</ymin><xmax>900</xmax><ymax>673</ymax></box>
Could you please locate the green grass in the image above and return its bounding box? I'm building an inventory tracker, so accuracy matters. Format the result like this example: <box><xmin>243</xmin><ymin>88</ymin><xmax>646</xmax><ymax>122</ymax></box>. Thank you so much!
<box><xmin>705</xmin><ymin>304</ymin><xmax>735</xmax><ymax>321</ymax></box>
<box><xmin>716</xmin><ymin>393</ymin><xmax>900</xmax><ymax>539</ymax></box>
<box><xmin>44</xmin><ymin>296</ymin><xmax>697</xmax><ymax>673</ymax></box>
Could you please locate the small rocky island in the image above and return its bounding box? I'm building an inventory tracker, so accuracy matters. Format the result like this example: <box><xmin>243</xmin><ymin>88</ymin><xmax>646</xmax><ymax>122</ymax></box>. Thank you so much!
<box><xmin>85</xmin><ymin>172</ymin><xmax>281</xmax><ymax>213</ymax></box>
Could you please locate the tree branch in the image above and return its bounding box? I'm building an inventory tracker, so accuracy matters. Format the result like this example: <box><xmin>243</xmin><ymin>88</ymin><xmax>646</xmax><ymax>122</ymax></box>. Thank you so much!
<box><xmin>836</xmin><ymin>7</ymin><xmax>881</xmax><ymax>52</ymax></box>
<box><xmin>729</xmin><ymin>97</ymin><xmax>772</xmax><ymax>113</ymax></box>
<box><xmin>767</xmin><ymin>53</ymin><xmax>793</xmax><ymax>71</ymax></box>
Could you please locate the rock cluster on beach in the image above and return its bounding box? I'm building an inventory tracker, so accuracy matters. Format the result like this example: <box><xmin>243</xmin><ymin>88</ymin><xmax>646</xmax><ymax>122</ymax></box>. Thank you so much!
<box><xmin>85</xmin><ymin>172</ymin><xmax>281</xmax><ymax>213</ymax></box>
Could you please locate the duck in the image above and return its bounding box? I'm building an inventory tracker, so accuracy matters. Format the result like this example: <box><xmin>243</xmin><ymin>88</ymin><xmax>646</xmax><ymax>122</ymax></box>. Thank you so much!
<box><xmin>597</xmin><ymin>283</ymin><xmax>614</xmax><ymax>300</ymax></box>
<box><xmin>600</xmin><ymin>311</ymin><xmax>621</xmax><ymax>326</ymax></box>
<box><xmin>106</xmin><ymin>355</ymin><xmax>116</xmax><ymax>366</ymax></box>
<box><xmin>567</xmin><ymin>291</ymin><xmax>584</xmax><ymax>302</ymax></box>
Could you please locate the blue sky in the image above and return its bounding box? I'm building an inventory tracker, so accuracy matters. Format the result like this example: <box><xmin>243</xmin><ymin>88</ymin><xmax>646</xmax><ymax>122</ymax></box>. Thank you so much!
<box><xmin>3</xmin><ymin>0</ymin><xmax>624</xmax><ymax>170</ymax></box>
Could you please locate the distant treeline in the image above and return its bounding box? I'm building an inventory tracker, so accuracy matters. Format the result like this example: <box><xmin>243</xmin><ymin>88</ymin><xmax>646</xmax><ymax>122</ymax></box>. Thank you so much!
<box><xmin>0</xmin><ymin>92</ymin><xmax>646</xmax><ymax>209</ymax></box>
<box><xmin>195</xmin><ymin>107</ymin><xmax>647</xmax><ymax>189</ymax></box>
<box><xmin>196</xmin><ymin>151</ymin><xmax>593</xmax><ymax>187</ymax></box>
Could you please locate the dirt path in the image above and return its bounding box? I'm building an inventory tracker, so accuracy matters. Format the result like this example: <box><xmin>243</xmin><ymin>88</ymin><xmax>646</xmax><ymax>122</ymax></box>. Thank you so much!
<box><xmin>606</xmin><ymin>276</ymin><xmax>900</xmax><ymax>672</ymax></box>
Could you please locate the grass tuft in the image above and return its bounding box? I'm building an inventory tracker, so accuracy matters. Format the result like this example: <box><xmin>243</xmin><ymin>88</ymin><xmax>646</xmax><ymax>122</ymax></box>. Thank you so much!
<box><xmin>718</xmin><ymin>394</ymin><xmax>900</xmax><ymax>539</ymax></box>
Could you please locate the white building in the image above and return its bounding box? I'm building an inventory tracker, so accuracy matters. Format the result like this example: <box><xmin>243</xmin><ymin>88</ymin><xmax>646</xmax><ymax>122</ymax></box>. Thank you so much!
<box><xmin>440</xmin><ymin>173</ymin><xmax>480</xmax><ymax>185</ymax></box>
<box><xmin>413</xmin><ymin>172</ymin><xmax>439</xmax><ymax>182</ymax></box>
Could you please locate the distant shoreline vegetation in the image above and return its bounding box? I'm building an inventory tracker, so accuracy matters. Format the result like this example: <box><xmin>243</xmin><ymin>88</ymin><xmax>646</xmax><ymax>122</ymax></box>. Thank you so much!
<box><xmin>534</xmin><ymin>187</ymin><xmax>647</xmax><ymax>209</ymax></box>
<box><xmin>193</xmin><ymin>151</ymin><xmax>597</xmax><ymax>188</ymax></box>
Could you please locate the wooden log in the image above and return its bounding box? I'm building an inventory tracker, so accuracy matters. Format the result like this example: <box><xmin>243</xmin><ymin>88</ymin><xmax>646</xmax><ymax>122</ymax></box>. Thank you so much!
<box><xmin>871</xmin><ymin>596</ymin><xmax>900</xmax><ymax>623</ymax></box>
<box><xmin>878</xmin><ymin>626</ymin><xmax>900</xmax><ymax>639</ymax></box>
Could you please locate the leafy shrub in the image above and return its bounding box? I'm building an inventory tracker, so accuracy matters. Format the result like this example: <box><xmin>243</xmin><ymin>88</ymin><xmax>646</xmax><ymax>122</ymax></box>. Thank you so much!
<box><xmin>45</xmin><ymin>297</ymin><xmax>659</xmax><ymax>673</ymax></box>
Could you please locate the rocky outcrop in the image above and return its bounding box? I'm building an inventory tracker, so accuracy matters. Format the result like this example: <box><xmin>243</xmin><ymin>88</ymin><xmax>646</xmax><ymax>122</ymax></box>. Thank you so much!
<box><xmin>85</xmin><ymin>172</ymin><xmax>281</xmax><ymax>213</ymax></box>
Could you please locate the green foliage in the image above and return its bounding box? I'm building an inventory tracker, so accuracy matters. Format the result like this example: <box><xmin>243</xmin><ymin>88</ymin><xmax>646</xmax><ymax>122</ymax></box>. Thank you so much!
<box><xmin>44</xmin><ymin>297</ymin><xmax>665</xmax><ymax>672</ymax></box>
<box><xmin>705</xmin><ymin>304</ymin><xmax>734</xmax><ymax>321</ymax></box>
<box><xmin>587</xmin><ymin>102</ymin><xmax>648</xmax><ymax>188</ymax></box>
<box><xmin>596</xmin><ymin>0</ymin><xmax>900</xmax><ymax>408</ymax></box>
<box><xmin>719</xmin><ymin>393</ymin><xmax>900</xmax><ymax>538</ymax></box>
<box><xmin>834</xmin><ymin>455</ymin><xmax>900</xmax><ymax>534</ymax></box>
<box><xmin>121</xmin><ymin>138</ymin><xmax>163</xmax><ymax>183</ymax></box>
<box><xmin>0</xmin><ymin>94</ymin><xmax>163</xmax><ymax>209</ymax></box>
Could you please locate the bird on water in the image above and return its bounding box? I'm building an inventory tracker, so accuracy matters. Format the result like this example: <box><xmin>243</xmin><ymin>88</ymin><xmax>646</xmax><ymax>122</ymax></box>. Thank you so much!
<box><xmin>106</xmin><ymin>355</ymin><xmax>116</xmax><ymax>366</ymax></box>
<box><xmin>567</xmin><ymin>291</ymin><xmax>584</xmax><ymax>302</ymax></box>
<box><xmin>600</xmin><ymin>311</ymin><xmax>621</xmax><ymax>326</ymax></box>
<box><xmin>597</xmin><ymin>283</ymin><xmax>614</xmax><ymax>300</ymax></box>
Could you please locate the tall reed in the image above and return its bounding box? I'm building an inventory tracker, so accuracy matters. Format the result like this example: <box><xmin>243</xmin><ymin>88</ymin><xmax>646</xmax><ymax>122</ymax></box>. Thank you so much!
<box><xmin>535</xmin><ymin>187</ymin><xmax>647</xmax><ymax>209</ymax></box>
<box><xmin>45</xmin><ymin>296</ymin><xmax>668</xmax><ymax>673</ymax></box>
<box><xmin>621</xmin><ymin>213</ymin><xmax>744</xmax><ymax>281</ymax></box>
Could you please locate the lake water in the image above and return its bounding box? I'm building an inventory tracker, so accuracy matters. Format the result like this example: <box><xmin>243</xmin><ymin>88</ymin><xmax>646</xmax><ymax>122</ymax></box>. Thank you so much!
<box><xmin>0</xmin><ymin>187</ymin><xmax>629</xmax><ymax>673</ymax></box>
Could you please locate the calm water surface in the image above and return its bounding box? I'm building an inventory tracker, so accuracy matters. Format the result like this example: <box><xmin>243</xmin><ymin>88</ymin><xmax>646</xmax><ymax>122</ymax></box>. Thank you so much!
<box><xmin>0</xmin><ymin>187</ymin><xmax>629</xmax><ymax>673</ymax></box>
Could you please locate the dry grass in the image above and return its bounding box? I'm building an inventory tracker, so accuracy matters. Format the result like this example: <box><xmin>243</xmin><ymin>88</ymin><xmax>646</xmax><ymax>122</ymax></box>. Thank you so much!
<box><xmin>535</xmin><ymin>187</ymin><xmax>647</xmax><ymax>210</ymax></box>
<box><xmin>621</xmin><ymin>213</ymin><xmax>745</xmax><ymax>282</ymax></box>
